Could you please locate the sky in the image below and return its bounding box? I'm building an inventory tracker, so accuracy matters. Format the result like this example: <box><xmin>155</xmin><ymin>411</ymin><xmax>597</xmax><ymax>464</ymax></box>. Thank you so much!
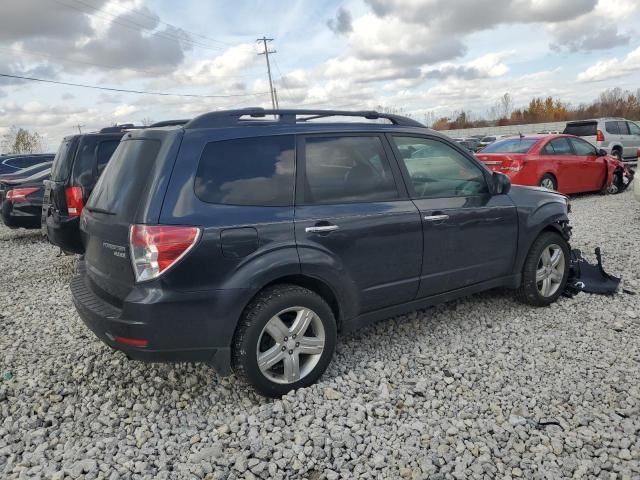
<box><xmin>0</xmin><ymin>0</ymin><xmax>639</xmax><ymax>151</ymax></box>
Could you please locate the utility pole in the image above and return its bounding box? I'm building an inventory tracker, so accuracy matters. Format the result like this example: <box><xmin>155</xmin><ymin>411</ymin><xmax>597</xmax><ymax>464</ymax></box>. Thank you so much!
<box><xmin>257</xmin><ymin>37</ymin><xmax>278</xmax><ymax>110</ymax></box>
<box><xmin>75</xmin><ymin>124</ymin><xmax>84</xmax><ymax>134</ymax></box>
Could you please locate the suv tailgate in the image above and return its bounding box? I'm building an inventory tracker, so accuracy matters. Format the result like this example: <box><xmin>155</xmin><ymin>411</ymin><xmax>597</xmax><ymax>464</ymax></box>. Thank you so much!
<box><xmin>82</xmin><ymin>138</ymin><xmax>163</xmax><ymax>303</ymax></box>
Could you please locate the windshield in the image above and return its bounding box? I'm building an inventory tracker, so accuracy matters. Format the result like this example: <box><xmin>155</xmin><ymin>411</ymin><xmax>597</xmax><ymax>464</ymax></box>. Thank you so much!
<box><xmin>481</xmin><ymin>138</ymin><xmax>538</xmax><ymax>153</ymax></box>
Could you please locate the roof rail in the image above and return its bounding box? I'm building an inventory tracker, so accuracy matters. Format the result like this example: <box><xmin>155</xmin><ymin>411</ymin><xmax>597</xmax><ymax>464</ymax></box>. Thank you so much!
<box><xmin>98</xmin><ymin>124</ymin><xmax>145</xmax><ymax>133</ymax></box>
<box><xmin>185</xmin><ymin>108</ymin><xmax>425</xmax><ymax>129</ymax></box>
<box><xmin>149</xmin><ymin>119</ymin><xmax>190</xmax><ymax>128</ymax></box>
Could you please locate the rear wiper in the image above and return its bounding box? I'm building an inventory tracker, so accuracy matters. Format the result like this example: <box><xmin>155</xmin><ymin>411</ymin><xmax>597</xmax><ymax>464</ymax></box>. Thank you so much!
<box><xmin>86</xmin><ymin>206</ymin><xmax>116</xmax><ymax>215</ymax></box>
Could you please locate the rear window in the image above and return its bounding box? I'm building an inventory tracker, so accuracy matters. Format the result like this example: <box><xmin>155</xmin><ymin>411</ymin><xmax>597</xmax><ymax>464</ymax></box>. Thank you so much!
<box><xmin>51</xmin><ymin>138</ymin><xmax>78</xmax><ymax>182</ymax></box>
<box><xmin>563</xmin><ymin>122</ymin><xmax>596</xmax><ymax>137</ymax></box>
<box><xmin>481</xmin><ymin>136</ymin><xmax>496</xmax><ymax>142</ymax></box>
<box><xmin>480</xmin><ymin>138</ymin><xmax>537</xmax><ymax>153</ymax></box>
<box><xmin>88</xmin><ymin>139</ymin><xmax>161</xmax><ymax>219</ymax></box>
<box><xmin>195</xmin><ymin>136</ymin><xmax>295</xmax><ymax>206</ymax></box>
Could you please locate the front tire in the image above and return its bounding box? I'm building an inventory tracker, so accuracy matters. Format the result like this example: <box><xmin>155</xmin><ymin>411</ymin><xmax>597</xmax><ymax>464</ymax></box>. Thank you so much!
<box><xmin>612</xmin><ymin>149</ymin><xmax>623</xmax><ymax>162</ymax></box>
<box><xmin>232</xmin><ymin>285</ymin><xmax>337</xmax><ymax>397</ymax></box>
<box><xmin>517</xmin><ymin>232</ymin><xmax>570</xmax><ymax>307</ymax></box>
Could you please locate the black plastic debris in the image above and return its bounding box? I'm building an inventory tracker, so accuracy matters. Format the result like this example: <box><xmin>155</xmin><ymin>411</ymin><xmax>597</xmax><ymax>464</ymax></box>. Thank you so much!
<box><xmin>564</xmin><ymin>247</ymin><xmax>623</xmax><ymax>296</ymax></box>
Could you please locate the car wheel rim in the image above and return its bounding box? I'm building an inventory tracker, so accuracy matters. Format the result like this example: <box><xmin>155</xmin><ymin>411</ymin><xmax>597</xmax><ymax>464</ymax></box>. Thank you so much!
<box><xmin>536</xmin><ymin>244</ymin><xmax>565</xmax><ymax>298</ymax></box>
<box><xmin>541</xmin><ymin>178</ymin><xmax>555</xmax><ymax>190</ymax></box>
<box><xmin>257</xmin><ymin>306</ymin><xmax>325</xmax><ymax>384</ymax></box>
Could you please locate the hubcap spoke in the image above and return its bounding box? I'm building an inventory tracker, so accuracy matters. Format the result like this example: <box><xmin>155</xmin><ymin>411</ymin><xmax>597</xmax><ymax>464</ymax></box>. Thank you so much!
<box><xmin>541</xmin><ymin>248</ymin><xmax>552</xmax><ymax>267</ymax></box>
<box><xmin>297</xmin><ymin>336</ymin><xmax>324</xmax><ymax>355</ymax></box>
<box><xmin>258</xmin><ymin>345</ymin><xmax>284</xmax><ymax>370</ymax></box>
<box><xmin>283</xmin><ymin>352</ymin><xmax>300</xmax><ymax>383</ymax></box>
<box><xmin>265</xmin><ymin>316</ymin><xmax>289</xmax><ymax>342</ymax></box>
<box><xmin>550</xmin><ymin>248</ymin><xmax>562</xmax><ymax>268</ymax></box>
<box><xmin>541</xmin><ymin>277</ymin><xmax>552</xmax><ymax>296</ymax></box>
<box><xmin>550</xmin><ymin>269</ymin><xmax>564</xmax><ymax>282</ymax></box>
<box><xmin>536</xmin><ymin>267</ymin><xmax>547</xmax><ymax>282</ymax></box>
<box><xmin>290</xmin><ymin>308</ymin><xmax>314</xmax><ymax>337</ymax></box>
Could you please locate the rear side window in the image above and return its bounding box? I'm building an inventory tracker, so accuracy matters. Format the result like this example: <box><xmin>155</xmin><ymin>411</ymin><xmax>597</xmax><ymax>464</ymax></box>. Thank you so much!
<box><xmin>563</xmin><ymin>122</ymin><xmax>596</xmax><ymax>137</ymax></box>
<box><xmin>88</xmin><ymin>139</ymin><xmax>161</xmax><ymax>220</ymax></box>
<box><xmin>195</xmin><ymin>136</ymin><xmax>295</xmax><ymax>206</ymax></box>
<box><xmin>544</xmin><ymin>138</ymin><xmax>573</xmax><ymax>155</ymax></box>
<box><xmin>51</xmin><ymin>139</ymin><xmax>78</xmax><ymax>182</ymax></box>
<box><xmin>481</xmin><ymin>138</ymin><xmax>537</xmax><ymax>153</ymax></box>
<box><xmin>605</xmin><ymin>121</ymin><xmax>620</xmax><ymax>134</ymax></box>
<box><xmin>302</xmin><ymin>136</ymin><xmax>398</xmax><ymax>204</ymax></box>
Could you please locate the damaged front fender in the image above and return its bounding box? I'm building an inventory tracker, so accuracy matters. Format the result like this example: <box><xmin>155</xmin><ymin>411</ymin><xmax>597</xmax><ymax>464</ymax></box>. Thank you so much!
<box><xmin>602</xmin><ymin>156</ymin><xmax>634</xmax><ymax>194</ymax></box>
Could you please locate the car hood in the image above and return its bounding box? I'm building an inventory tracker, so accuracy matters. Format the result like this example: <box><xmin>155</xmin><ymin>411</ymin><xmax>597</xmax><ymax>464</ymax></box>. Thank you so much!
<box><xmin>509</xmin><ymin>184</ymin><xmax>568</xmax><ymax>203</ymax></box>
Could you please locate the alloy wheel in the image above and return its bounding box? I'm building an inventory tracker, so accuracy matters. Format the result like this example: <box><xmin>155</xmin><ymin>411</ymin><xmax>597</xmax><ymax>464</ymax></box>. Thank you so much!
<box><xmin>256</xmin><ymin>307</ymin><xmax>325</xmax><ymax>384</ymax></box>
<box><xmin>536</xmin><ymin>244</ymin><xmax>565</xmax><ymax>297</ymax></box>
<box><xmin>540</xmin><ymin>178</ymin><xmax>555</xmax><ymax>190</ymax></box>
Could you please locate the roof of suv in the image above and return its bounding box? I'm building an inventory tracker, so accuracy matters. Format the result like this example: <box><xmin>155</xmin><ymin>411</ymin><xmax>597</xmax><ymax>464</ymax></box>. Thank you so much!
<box><xmin>182</xmin><ymin>108</ymin><xmax>425</xmax><ymax>130</ymax></box>
<box><xmin>566</xmin><ymin>118</ymin><xmax>626</xmax><ymax>123</ymax></box>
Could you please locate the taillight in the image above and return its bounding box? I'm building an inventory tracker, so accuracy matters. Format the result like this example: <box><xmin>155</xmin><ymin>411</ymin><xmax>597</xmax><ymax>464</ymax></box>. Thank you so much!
<box><xmin>129</xmin><ymin>224</ymin><xmax>201</xmax><ymax>282</ymax></box>
<box><xmin>596</xmin><ymin>129</ymin><xmax>605</xmax><ymax>142</ymax></box>
<box><xmin>6</xmin><ymin>187</ymin><xmax>39</xmax><ymax>202</ymax></box>
<box><xmin>65</xmin><ymin>186</ymin><xmax>84</xmax><ymax>216</ymax></box>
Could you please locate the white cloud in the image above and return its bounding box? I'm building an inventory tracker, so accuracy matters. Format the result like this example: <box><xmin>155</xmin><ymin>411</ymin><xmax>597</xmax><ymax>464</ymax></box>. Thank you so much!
<box><xmin>578</xmin><ymin>46</ymin><xmax>640</xmax><ymax>82</ymax></box>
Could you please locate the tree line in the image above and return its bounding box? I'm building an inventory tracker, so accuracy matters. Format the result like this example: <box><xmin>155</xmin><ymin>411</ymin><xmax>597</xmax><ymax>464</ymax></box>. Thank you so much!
<box><xmin>431</xmin><ymin>88</ymin><xmax>640</xmax><ymax>131</ymax></box>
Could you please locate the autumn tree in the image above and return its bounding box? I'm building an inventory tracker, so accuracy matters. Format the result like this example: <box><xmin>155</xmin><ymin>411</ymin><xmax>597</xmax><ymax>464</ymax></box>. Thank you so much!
<box><xmin>1</xmin><ymin>126</ymin><xmax>45</xmax><ymax>154</ymax></box>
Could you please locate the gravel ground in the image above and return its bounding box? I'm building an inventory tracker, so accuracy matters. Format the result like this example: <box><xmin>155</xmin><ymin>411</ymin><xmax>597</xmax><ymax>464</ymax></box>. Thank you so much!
<box><xmin>1</xmin><ymin>190</ymin><xmax>639</xmax><ymax>480</ymax></box>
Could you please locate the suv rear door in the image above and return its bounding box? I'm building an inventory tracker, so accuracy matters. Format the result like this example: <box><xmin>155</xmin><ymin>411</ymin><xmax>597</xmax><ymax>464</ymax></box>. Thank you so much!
<box><xmin>295</xmin><ymin>133</ymin><xmax>423</xmax><ymax>314</ymax></box>
<box><xmin>389</xmin><ymin>134</ymin><xmax>517</xmax><ymax>296</ymax></box>
<box><xmin>563</xmin><ymin>121</ymin><xmax>597</xmax><ymax>147</ymax></box>
<box><xmin>624</xmin><ymin>121</ymin><xmax>640</xmax><ymax>159</ymax></box>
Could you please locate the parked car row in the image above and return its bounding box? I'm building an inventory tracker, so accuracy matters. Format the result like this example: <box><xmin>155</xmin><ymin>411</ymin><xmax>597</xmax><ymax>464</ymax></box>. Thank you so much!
<box><xmin>0</xmin><ymin>109</ymin><xmax>635</xmax><ymax>397</ymax></box>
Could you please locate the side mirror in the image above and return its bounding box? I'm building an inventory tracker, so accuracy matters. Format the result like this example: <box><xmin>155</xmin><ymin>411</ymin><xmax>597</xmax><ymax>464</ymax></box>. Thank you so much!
<box><xmin>492</xmin><ymin>172</ymin><xmax>511</xmax><ymax>195</ymax></box>
<box><xmin>597</xmin><ymin>148</ymin><xmax>608</xmax><ymax>156</ymax></box>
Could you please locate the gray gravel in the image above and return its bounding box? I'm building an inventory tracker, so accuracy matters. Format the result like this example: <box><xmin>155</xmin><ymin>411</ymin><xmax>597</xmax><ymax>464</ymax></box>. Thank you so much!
<box><xmin>1</xmin><ymin>190</ymin><xmax>640</xmax><ymax>480</ymax></box>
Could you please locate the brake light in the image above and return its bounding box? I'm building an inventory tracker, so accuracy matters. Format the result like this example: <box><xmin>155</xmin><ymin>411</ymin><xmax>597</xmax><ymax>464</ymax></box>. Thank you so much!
<box><xmin>596</xmin><ymin>129</ymin><xmax>605</xmax><ymax>142</ymax></box>
<box><xmin>65</xmin><ymin>186</ymin><xmax>84</xmax><ymax>216</ymax></box>
<box><xmin>6</xmin><ymin>187</ymin><xmax>39</xmax><ymax>202</ymax></box>
<box><xmin>129</xmin><ymin>224</ymin><xmax>201</xmax><ymax>282</ymax></box>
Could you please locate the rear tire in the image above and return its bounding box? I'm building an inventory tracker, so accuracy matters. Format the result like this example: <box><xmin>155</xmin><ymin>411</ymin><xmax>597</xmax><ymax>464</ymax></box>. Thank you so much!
<box><xmin>517</xmin><ymin>232</ymin><xmax>570</xmax><ymax>307</ymax></box>
<box><xmin>539</xmin><ymin>174</ymin><xmax>557</xmax><ymax>191</ymax></box>
<box><xmin>232</xmin><ymin>285</ymin><xmax>337</xmax><ymax>397</ymax></box>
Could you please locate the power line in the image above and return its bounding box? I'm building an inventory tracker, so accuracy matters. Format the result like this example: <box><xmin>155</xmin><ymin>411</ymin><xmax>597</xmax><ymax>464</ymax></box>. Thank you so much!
<box><xmin>272</xmin><ymin>57</ymin><xmax>293</xmax><ymax>105</ymax></box>
<box><xmin>257</xmin><ymin>37</ymin><xmax>278</xmax><ymax>110</ymax></box>
<box><xmin>0</xmin><ymin>73</ymin><xmax>271</xmax><ymax>99</ymax></box>
<box><xmin>0</xmin><ymin>46</ymin><xmax>255</xmax><ymax>80</ymax></box>
<box><xmin>70</xmin><ymin>0</ymin><xmax>237</xmax><ymax>47</ymax></box>
<box><xmin>50</xmin><ymin>0</ymin><xmax>229</xmax><ymax>53</ymax></box>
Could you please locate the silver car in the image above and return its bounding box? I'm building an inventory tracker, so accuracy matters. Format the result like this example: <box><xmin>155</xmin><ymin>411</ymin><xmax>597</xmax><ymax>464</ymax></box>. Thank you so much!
<box><xmin>563</xmin><ymin>118</ymin><xmax>640</xmax><ymax>163</ymax></box>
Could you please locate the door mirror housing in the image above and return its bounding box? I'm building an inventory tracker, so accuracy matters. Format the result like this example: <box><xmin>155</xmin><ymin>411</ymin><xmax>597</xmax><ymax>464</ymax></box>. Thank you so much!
<box><xmin>492</xmin><ymin>172</ymin><xmax>511</xmax><ymax>195</ymax></box>
<box><xmin>597</xmin><ymin>148</ymin><xmax>608</xmax><ymax>156</ymax></box>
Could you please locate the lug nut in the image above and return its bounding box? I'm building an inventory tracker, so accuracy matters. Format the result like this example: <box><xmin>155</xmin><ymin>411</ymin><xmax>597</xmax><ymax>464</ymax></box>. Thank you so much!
<box><xmin>281</xmin><ymin>346</ymin><xmax>286</xmax><ymax>351</ymax></box>
<box><xmin>283</xmin><ymin>336</ymin><xmax>288</xmax><ymax>341</ymax></box>
<box><xmin>292</xmin><ymin>334</ymin><xmax>296</xmax><ymax>339</ymax></box>
<box><xmin>288</xmin><ymin>350</ymin><xmax>293</xmax><ymax>355</ymax></box>
<box><xmin>295</xmin><ymin>342</ymin><xmax>300</xmax><ymax>347</ymax></box>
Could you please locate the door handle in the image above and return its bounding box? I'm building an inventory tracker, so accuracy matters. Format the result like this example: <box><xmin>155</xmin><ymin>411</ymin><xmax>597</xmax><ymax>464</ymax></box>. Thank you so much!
<box><xmin>424</xmin><ymin>214</ymin><xmax>449</xmax><ymax>222</ymax></box>
<box><xmin>305</xmin><ymin>225</ymin><xmax>340</xmax><ymax>233</ymax></box>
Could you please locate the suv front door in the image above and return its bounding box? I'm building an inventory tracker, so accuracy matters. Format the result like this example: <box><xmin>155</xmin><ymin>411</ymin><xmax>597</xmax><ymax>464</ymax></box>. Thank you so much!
<box><xmin>294</xmin><ymin>134</ymin><xmax>423</xmax><ymax>314</ymax></box>
<box><xmin>625</xmin><ymin>121</ymin><xmax>640</xmax><ymax>159</ymax></box>
<box><xmin>389</xmin><ymin>135</ymin><xmax>518</xmax><ymax>297</ymax></box>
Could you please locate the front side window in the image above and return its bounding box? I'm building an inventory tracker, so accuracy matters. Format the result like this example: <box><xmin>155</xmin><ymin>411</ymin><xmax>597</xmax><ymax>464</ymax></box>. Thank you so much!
<box><xmin>302</xmin><ymin>136</ymin><xmax>398</xmax><ymax>204</ymax></box>
<box><xmin>628</xmin><ymin>122</ymin><xmax>640</xmax><ymax>135</ymax></box>
<box><xmin>392</xmin><ymin>136</ymin><xmax>488</xmax><ymax>198</ymax></box>
<box><xmin>195</xmin><ymin>135</ymin><xmax>295</xmax><ymax>206</ymax></box>
<box><xmin>569</xmin><ymin>137</ymin><xmax>596</xmax><ymax>156</ymax></box>
<box><xmin>545</xmin><ymin>138</ymin><xmax>573</xmax><ymax>155</ymax></box>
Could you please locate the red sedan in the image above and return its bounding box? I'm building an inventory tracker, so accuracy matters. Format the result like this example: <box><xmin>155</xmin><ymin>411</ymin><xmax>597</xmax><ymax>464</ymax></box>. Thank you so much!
<box><xmin>476</xmin><ymin>134</ymin><xmax>633</xmax><ymax>194</ymax></box>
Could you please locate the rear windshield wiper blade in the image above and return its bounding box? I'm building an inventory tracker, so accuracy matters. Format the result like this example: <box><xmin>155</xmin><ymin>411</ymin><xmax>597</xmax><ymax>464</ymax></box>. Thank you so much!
<box><xmin>86</xmin><ymin>206</ymin><xmax>116</xmax><ymax>215</ymax></box>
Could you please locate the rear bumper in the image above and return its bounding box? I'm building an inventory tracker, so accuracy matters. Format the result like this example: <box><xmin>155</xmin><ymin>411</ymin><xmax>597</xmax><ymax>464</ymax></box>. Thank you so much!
<box><xmin>46</xmin><ymin>213</ymin><xmax>84</xmax><ymax>253</ymax></box>
<box><xmin>1</xmin><ymin>200</ymin><xmax>41</xmax><ymax>229</ymax></box>
<box><xmin>70</xmin><ymin>261</ymin><xmax>250</xmax><ymax>375</ymax></box>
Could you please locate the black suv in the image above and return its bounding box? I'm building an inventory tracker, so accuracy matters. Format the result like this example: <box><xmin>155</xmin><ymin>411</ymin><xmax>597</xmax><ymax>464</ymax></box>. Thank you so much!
<box><xmin>43</xmin><ymin>126</ymin><xmax>131</xmax><ymax>252</ymax></box>
<box><xmin>71</xmin><ymin>109</ymin><xmax>571</xmax><ymax>396</ymax></box>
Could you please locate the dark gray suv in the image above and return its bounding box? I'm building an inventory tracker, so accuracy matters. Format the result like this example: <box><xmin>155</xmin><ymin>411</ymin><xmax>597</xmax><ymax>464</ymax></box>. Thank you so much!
<box><xmin>71</xmin><ymin>109</ymin><xmax>571</xmax><ymax>396</ymax></box>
